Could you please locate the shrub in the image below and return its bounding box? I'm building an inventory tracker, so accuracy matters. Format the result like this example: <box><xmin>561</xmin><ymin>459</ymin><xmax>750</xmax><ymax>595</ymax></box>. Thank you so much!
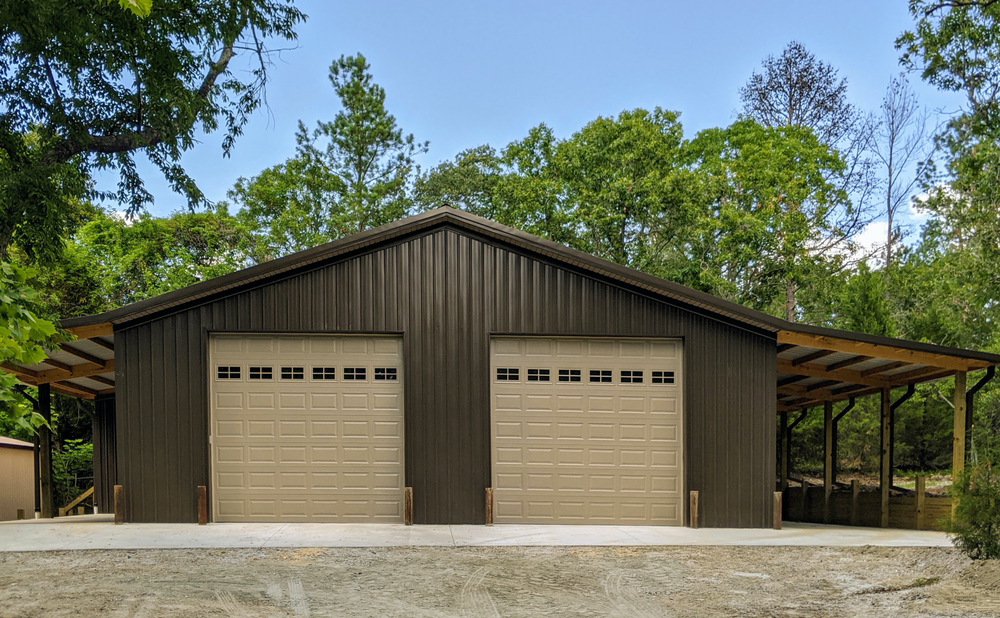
<box><xmin>947</xmin><ymin>462</ymin><xmax>1000</xmax><ymax>560</ymax></box>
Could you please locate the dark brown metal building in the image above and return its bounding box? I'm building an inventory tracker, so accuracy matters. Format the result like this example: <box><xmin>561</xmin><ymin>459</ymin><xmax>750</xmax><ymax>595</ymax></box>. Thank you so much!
<box><xmin>7</xmin><ymin>207</ymin><xmax>998</xmax><ymax>528</ymax></box>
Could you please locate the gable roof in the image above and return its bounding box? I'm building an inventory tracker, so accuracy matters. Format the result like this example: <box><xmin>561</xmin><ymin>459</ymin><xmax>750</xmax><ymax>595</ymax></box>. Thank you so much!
<box><xmin>52</xmin><ymin>206</ymin><xmax>1000</xmax><ymax>369</ymax></box>
<box><xmin>62</xmin><ymin>206</ymin><xmax>786</xmax><ymax>331</ymax></box>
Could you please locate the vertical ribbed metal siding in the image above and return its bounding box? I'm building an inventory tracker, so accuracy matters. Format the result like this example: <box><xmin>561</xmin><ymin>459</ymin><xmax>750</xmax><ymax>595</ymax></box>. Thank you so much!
<box><xmin>92</xmin><ymin>394</ymin><xmax>116</xmax><ymax>514</ymax></box>
<box><xmin>115</xmin><ymin>225</ymin><xmax>776</xmax><ymax>526</ymax></box>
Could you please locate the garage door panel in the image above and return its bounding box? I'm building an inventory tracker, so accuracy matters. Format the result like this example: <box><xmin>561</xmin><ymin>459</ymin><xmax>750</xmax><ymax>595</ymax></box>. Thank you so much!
<box><xmin>211</xmin><ymin>334</ymin><xmax>404</xmax><ymax>522</ymax></box>
<box><xmin>492</xmin><ymin>337</ymin><xmax>683</xmax><ymax>525</ymax></box>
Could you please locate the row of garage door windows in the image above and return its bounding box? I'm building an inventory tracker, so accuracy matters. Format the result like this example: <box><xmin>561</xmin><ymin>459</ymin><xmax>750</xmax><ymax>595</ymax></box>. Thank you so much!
<box><xmin>216</xmin><ymin>365</ymin><xmax>676</xmax><ymax>385</ymax></box>
<box><xmin>216</xmin><ymin>365</ymin><xmax>398</xmax><ymax>381</ymax></box>
<box><xmin>496</xmin><ymin>368</ymin><xmax>675</xmax><ymax>384</ymax></box>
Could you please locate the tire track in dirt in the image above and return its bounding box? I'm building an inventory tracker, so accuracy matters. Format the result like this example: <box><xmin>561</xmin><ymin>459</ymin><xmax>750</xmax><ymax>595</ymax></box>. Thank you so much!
<box><xmin>604</xmin><ymin>569</ymin><xmax>667</xmax><ymax>618</ymax></box>
<box><xmin>287</xmin><ymin>578</ymin><xmax>310</xmax><ymax>616</ymax></box>
<box><xmin>215</xmin><ymin>590</ymin><xmax>255</xmax><ymax>618</ymax></box>
<box><xmin>461</xmin><ymin>566</ymin><xmax>501</xmax><ymax>618</ymax></box>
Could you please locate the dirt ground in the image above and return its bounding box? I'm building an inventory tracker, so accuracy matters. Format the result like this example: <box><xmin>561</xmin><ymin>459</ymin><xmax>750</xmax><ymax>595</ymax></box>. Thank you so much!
<box><xmin>1</xmin><ymin>545</ymin><xmax>999</xmax><ymax>617</ymax></box>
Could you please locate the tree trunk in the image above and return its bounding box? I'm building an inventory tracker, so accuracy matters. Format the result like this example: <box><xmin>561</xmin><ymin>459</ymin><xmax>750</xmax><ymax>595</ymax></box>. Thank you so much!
<box><xmin>785</xmin><ymin>281</ymin><xmax>797</xmax><ymax>322</ymax></box>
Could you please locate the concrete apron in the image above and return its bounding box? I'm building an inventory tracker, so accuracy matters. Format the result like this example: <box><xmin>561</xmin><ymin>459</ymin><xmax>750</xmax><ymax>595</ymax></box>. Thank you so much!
<box><xmin>0</xmin><ymin>517</ymin><xmax>952</xmax><ymax>552</ymax></box>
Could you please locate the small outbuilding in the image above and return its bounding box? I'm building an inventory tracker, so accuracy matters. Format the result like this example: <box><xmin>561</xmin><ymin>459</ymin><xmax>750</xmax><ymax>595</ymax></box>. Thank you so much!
<box><xmin>0</xmin><ymin>436</ymin><xmax>35</xmax><ymax>521</ymax></box>
<box><xmin>3</xmin><ymin>207</ymin><xmax>998</xmax><ymax>527</ymax></box>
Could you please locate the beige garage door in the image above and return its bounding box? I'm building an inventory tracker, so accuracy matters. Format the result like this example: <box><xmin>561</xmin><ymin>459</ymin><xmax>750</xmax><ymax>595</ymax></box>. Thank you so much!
<box><xmin>491</xmin><ymin>337</ymin><xmax>683</xmax><ymax>524</ymax></box>
<box><xmin>210</xmin><ymin>335</ymin><xmax>404</xmax><ymax>522</ymax></box>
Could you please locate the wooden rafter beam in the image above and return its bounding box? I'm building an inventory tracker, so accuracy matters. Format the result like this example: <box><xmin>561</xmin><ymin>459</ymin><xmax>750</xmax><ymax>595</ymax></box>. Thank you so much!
<box><xmin>1</xmin><ymin>362</ymin><xmax>38</xmax><ymax>381</ymax></box>
<box><xmin>42</xmin><ymin>357</ymin><xmax>74</xmax><ymax>373</ymax></box>
<box><xmin>778</xmin><ymin>384</ymin><xmax>839</xmax><ymax>401</ymax></box>
<box><xmin>777</xmin><ymin>343</ymin><xmax>797</xmax><ymax>354</ymax></box>
<box><xmin>59</xmin><ymin>344</ymin><xmax>109</xmax><ymax>367</ymax></box>
<box><xmin>777</xmin><ymin>329</ymin><xmax>990</xmax><ymax>372</ymax></box>
<box><xmin>85</xmin><ymin>374</ymin><xmax>115</xmax><ymax>387</ymax></box>
<box><xmin>778</xmin><ymin>375</ymin><xmax>808</xmax><ymax>387</ymax></box>
<box><xmin>891</xmin><ymin>365</ymin><xmax>950</xmax><ymax>383</ymax></box>
<box><xmin>50</xmin><ymin>381</ymin><xmax>99</xmax><ymax>399</ymax></box>
<box><xmin>860</xmin><ymin>361</ymin><xmax>910</xmax><ymax>377</ymax></box>
<box><xmin>807</xmin><ymin>379</ymin><xmax>841</xmax><ymax>392</ymax></box>
<box><xmin>89</xmin><ymin>338</ymin><xmax>114</xmax><ymax>352</ymax></box>
<box><xmin>65</xmin><ymin>322</ymin><xmax>113</xmax><ymax>339</ymax></box>
<box><xmin>777</xmin><ymin>358</ymin><xmax>892</xmax><ymax>388</ymax></box>
<box><xmin>791</xmin><ymin>349</ymin><xmax>837</xmax><ymax>366</ymax></box>
<box><xmin>35</xmin><ymin>359</ymin><xmax>115</xmax><ymax>384</ymax></box>
<box><xmin>826</xmin><ymin>355</ymin><xmax>872</xmax><ymax>371</ymax></box>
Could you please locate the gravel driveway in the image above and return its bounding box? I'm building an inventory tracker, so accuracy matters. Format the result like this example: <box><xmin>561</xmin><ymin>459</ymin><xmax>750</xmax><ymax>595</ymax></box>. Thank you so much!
<box><xmin>1</xmin><ymin>545</ymin><xmax>998</xmax><ymax>616</ymax></box>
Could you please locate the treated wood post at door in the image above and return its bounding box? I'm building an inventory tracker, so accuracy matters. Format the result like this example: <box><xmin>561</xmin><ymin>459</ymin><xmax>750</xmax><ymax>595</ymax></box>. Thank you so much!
<box><xmin>773</xmin><ymin>492</ymin><xmax>782</xmax><ymax>530</ymax></box>
<box><xmin>484</xmin><ymin>487</ymin><xmax>493</xmax><ymax>526</ymax></box>
<box><xmin>689</xmin><ymin>491</ymin><xmax>699</xmax><ymax>529</ymax></box>
<box><xmin>197</xmin><ymin>486</ymin><xmax>207</xmax><ymax>525</ymax></box>
<box><xmin>915</xmin><ymin>475</ymin><xmax>926</xmax><ymax>530</ymax></box>
<box><xmin>114</xmin><ymin>484</ymin><xmax>124</xmax><ymax>525</ymax></box>
<box><xmin>823</xmin><ymin>401</ymin><xmax>833</xmax><ymax>523</ymax></box>
<box><xmin>404</xmin><ymin>487</ymin><xmax>413</xmax><ymax>526</ymax></box>
<box><xmin>880</xmin><ymin>387</ymin><xmax>891</xmax><ymax>528</ymax></box>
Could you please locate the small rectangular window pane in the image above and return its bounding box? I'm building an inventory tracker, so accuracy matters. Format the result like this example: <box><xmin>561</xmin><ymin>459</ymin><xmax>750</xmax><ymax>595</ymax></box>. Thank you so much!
<box><xmin>558</xmin><ymin>369</ymin><xmax>581</xmax><ymax>382</ymax></box>
<box><xmin>589</xmin><ymin>369</ymin><xmax>612</xmax><ymax>383</ymax></box>
<box><xmin>312</xmin><ymin>367</ymin><xmax>336</xmax><ymax>380</ymax></box>
<box><xmin>344</xmin><ymin>367</ymin><xmax>367</xmax><ymax>380</ymax></box>
<box><xmin>249</xmin><ymin>366</ymin><xmax>272</xmax><ymax>380</ymax></box>
<box><xmin>621</xmin><ymin>370</ymin><xmax>643</xmax><ymax>384</ymax></box>
<box><xmin>527</xmin><ymin>368</ymin><xmax>550</xmax><ymax>382</ymax></box>
<box><xmin>496</xmin><ymin>368</ymin><xmax>519</xmax><ymax>381</ymax></box>
<box><xmin>652</xmin><ymin>370</ymin><xmax>675</xmax><ymax>384</ymax></box>
<box><xmin>281</xmin><ymin>366</ymin><xmax>304</xmax><ymax>380</ymax></box>
<box><xmin>217</xmin><ymin>366</ymin><xmax>241</xmax><ymax>379</ymax></box>
<box><xmin>375</xmin><ymin>367</ymin><xmax>398</xmax><ymax>380</ymax></box>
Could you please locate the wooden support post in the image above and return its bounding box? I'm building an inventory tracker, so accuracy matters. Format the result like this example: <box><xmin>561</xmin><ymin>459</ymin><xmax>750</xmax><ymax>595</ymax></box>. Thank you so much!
<box><xmin>880</xmin><ymin>387</ymin><xmax>891</xmax><ymax>528</ymax></box>
<box><xmin>689</xmin><ymin>490</ymin><xmax>699</xmax><ymax>529</ymax></box>
<box><xmin>484</xmin><ymin>487</ymin><xmax>493</xmax><ymax>526</ymax></box>
<box><xmin>114</xmin><ymin>484</ymin><xmax>124</xmax><ymax>525</ymax></box>
<box><xmin>404</xmin><ymin>487</ymin><xmax>413</xmax><ymax>526</ymax></box>
<box><xmin>915</xmin><ymin>475</ymin><xmax>926</xmax><ymax>530</ymax></box>
<box><xmin>952</xmin><ymin>371</ymin><xmax>968</xmax><ymax>480</ymax></box>
<box><xmin>798</xmin><ymin>480</ymin><xmax>807</xmax><ymax>521</ymax></box>
<box><xmin>773</xmin><ymin>492</ymin><xmax>782</xmax><ymax>530</ymax></box>
<box><xmin>16</xmin><ymin>509</ymin><xmax>25</xmax><ymax>520</ymax></box>
<box><xmin>197</xmin><ymin>485</ymin><xmax>207</xmax><ymax>525</ymax></box>
<box><xmin>823</xmin><ymin>400</ymin><xmax>833</xmax><ymax>524</ymax></box>
<box><xmin>32</xmin><ymin>434</ymin><xmax>40</xmax><ymax>516</ymax></box>
<box><xmin>38</xmin><ymin>383</ymin><xmax>53</xmax><ymax>519</ymax></box>
<box><xmin>779</xmin><ymin>410</ymin><xmax>789</xmax><ymax>491</ymax></box>
<box><xmin>76</xmin><ymin>506</ymin><xmax>84</xmax><ymax>516</ymax></box>
<box><xmin>850</xmin><ymin>479</ymin><xmax>860</xmax><ymax>527</ymax></box>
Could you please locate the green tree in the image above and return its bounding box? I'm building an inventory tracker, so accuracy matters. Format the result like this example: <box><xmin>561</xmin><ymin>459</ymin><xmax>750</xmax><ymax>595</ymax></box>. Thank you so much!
<box><xmin>683</xmin><ymin>119</ymin><xmax>848</xmax><ymax>312</ymax></box>
<box><xmin>413</xmin><ymin>145</ymin><xmax>502</xmax><ymax>217</ymax></box>
<box><xmin>73</xmin><ymin>208</ymin><xmax>250</xmax><ymax>307</ymax></box>
<box><xmin>0</xmin><ymin>262</ymin><xmax>63</xmax><ymax>433</ymax></box>
<box><xmin>106</xmin><ymin>0</ymin><xmax>152</xmax><ymax>17</ymax></box>
<box><xmin>834</xmin><ymin>261</ymin><xmax>897</xmax><ymax>336</ymax></box>
<box><xmin>229</xmin><ymin>53</ymin><xmax>427</xmax><ymax>261</ymax></box>
<box><xmin>740</xmin><ymin>42</ymin><xmax>877</xmax><ymax>319</ymax></box>
<box><xmin>0</xmin><ymin>0</ymin><xmax>305</xmax><ymax>260</ymax></box>
<box><xmin>899</xmin><ymin>1</ymin><xmax>1000</xmax><ymax>139</ymax></box>
<box><xmin>559</xmin><ymin>109</ymin><xmax>696</xmax><ymax>268</ymax></box>
<box><xmin>418</xmin><ymin>110</ymin><xmax>696</xmax><ymax>268</ymax></box>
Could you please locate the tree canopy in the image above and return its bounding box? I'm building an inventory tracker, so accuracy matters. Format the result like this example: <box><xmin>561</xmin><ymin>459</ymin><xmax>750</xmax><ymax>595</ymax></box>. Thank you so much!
<box><xmin>0</xmin><ymin>0</ymin><xmax>305</xmax><ymax>260</ymax></box>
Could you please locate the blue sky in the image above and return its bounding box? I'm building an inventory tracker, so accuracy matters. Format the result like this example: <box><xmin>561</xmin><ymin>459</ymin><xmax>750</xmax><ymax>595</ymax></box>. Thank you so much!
<box><xmin>119</xmin><ymin>0</ymin><xmax>964</xmax><ymax>243</ymax></box>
